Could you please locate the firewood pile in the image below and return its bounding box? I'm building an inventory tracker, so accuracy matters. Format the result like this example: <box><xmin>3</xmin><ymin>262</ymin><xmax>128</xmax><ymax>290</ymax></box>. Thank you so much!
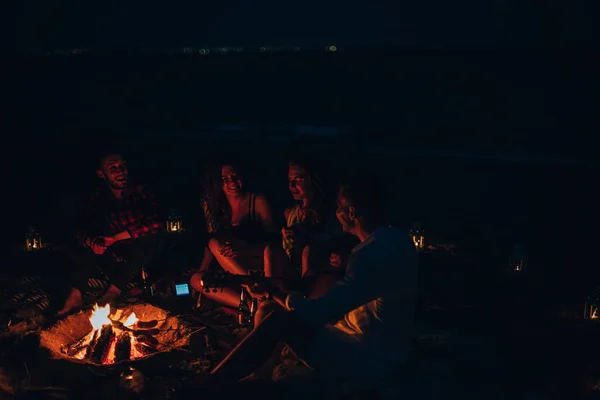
<box><xmin>40</xmin><ymin>303</ymin><xmax>193</xmax><ymax>365</ymax></box>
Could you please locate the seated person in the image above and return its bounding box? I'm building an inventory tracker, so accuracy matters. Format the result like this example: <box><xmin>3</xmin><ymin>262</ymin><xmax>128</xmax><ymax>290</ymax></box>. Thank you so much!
<box><xmin>190</xmin><ymin>160</ymin><xmax>277</xmax><ymax>309</ymax></box>
<box><xmin>208</xmin><ymin>178</ymin><xmax>419</xmax><ymax>387</ymax></box>
<box><xmin>58</xmin><ymin>150</ymin><xmax>162</xmax><ymax>315</ymax></box>
<box><xmin>264</xmin><ymin>158</ymin><xmax>332</xmax><ymax>281</ymax></box>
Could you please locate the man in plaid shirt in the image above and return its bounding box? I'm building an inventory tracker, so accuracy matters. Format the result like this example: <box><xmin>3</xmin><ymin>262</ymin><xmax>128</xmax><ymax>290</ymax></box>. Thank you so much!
<box><xmin>58</xmin><ymin>150</ymin><xmax>162</xmax><ymax>315</ymax></box>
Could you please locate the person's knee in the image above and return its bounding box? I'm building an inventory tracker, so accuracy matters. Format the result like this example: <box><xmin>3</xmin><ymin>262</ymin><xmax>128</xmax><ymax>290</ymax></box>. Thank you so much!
<box><xmin>190</xmin><ymin>272</ymin><xmax>203</xmax><ymax>291</ymax></box>
<box><xmin>254</xmin><ymin>301</ymin><xmax>275</xmax><ymax>327</ymax></box>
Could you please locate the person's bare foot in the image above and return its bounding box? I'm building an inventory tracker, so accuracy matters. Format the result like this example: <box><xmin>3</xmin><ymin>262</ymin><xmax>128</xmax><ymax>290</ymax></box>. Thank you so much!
<box><xmin>97</xmin><ymin>284</ymin><xmax>122</xmax><ymax>307</ymax></box>
<box><xmin>57</xmin><ymin>288</ymin><xmax>83</xmax><ymax>315</ymax></box>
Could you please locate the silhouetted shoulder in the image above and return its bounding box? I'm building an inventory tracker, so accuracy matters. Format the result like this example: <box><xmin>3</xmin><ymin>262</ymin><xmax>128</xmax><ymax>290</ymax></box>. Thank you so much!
<box><xmin>354</xmin><ymin>226</ymin><xmax>413</xmax><ymax>260</ymax></box>
<box><xmin>376</xmin><ymin>226</ymin><xmax>410</xmax><ymax>243</ymax></box>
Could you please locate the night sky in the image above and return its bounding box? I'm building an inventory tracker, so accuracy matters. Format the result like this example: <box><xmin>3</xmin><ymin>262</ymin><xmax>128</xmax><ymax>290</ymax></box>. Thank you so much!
<box><xmin>9</xmin><ymin>0</ymin><xmax>597</xmax><ymax>49</ymax></box>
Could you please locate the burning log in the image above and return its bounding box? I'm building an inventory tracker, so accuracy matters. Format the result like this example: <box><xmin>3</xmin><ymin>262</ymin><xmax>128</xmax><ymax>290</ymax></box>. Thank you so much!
<box><xmin>88</xmin><ymin>325</ymin><xmax>114</xmax><ymax>364</ymax></box>
<box><xmin>136</xmin><ymin>336</ymin><xmax>159</xmax><ymax>347</ymax></box>
<box><xmin>134</xmin><ymin>329</ymin><xmax>160</xmax><ymax>337</ymax></box>
<box><xmin>134</xmin><ymin>343</ymin><xmax>156</xmax><ymax>357</ymax></box>
<box><xmin>63</xmin><ymin>332</ymin><xmax>93</xmax><ymax>357</ymax></box>
<box><xmin>101</xmin><ymin>333</ymin><xmax>118</xmax><ymax>364</ymax></box>
<box><xmin>115</xmin><ymin>332</ymin><xmax>132</xmax><ymax>363</ymax></box>
<box><xmin>110</xmin><ymin>321</ymin><xmax>158</xmax><ymax>336</ymax></box>
<box><xmin>136</xmin><ymin>320</ymin><xmax>158</xmax><ymax>329</ymax></box>
<box><xmin>85</xmin><ymin>330</ymin><xmax>99</xmax><ymax>359</ymax></box>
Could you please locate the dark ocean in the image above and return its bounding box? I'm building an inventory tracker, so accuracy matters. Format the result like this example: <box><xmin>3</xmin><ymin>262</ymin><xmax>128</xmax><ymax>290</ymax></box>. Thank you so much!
<box><xmin>3</xmin><ymin>51</ymin><xmax>598</xmax><ymax>296</ymax></box>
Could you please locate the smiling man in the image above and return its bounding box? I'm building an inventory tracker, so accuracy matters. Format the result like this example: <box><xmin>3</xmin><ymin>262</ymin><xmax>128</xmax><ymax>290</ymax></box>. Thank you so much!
<box><xmin>58</xmin><ymin>149</ymin><xmax>162</xmax><ymax>315</ymax></box>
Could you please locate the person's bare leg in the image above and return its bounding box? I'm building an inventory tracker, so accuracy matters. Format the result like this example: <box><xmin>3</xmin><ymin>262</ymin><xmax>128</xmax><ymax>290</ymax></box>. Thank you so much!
<box><xmin>301</xmin><ymin>245</ymin><xmax>311</xmax><ymax>278</ymax></box>
<box><xmin>190</xmin><ymin>272</ymin><xmax>241</xmax><ymax>308</ymax></box>
<box><xmin>208</xmin><ymin>238</ymin><xmax>251</xmax><ymax>276</ymax></box>
<box><xmin>57</xmin><ymin>288</ymin><xmax>83</xmax><ymax>315</ymax></box>
<box><xmin>254</xmin><ymin>300</ymin><xmax>274</xmax><ymax>327</ymax></box>
<box><xmin>211</xmin><ymin>308</ymin><xmax>315</xmax><ymax>382</ymax></box>
<box><xmin>211</xmin><ymin>310</ymin><xmax>284</xmax><ymax>382</ymax></box>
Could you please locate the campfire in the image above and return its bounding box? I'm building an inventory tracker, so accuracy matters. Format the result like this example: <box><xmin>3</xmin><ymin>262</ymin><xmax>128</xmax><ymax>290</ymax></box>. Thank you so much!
<box><xmin>64</xmin><ymin>304</ymin><xmax>156</xmax><ymax>364</ymax></box>
<box><xmin>40</xmin><ymin>303</ymin><xmax>192</xmax><ymax>365</ymax></box>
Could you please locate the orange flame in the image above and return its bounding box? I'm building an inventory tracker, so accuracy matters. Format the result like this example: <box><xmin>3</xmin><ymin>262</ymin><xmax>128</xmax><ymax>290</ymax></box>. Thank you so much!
<box><xmin>123</xmin><ymin>312</ymin><xmax>139</xmax><ymax>327</ymax></box>
<box><xmin>79</xmin><ymin>304</ymin><xmax>152</xmax><ymax>364</ymax></box>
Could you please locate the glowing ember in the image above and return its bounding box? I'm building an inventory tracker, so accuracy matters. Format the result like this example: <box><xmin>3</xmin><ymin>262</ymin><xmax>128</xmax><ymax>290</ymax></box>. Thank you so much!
<box><xmin>67</xmin><ymin>304</ymin><xmax>157</xmax><ymax>365</ymax></box>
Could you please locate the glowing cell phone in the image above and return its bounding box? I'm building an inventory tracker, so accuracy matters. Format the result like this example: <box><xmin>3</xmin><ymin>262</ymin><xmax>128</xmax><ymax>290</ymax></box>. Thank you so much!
<box><xmin>175</xmin><ymin>283</ymin><xmax>190</xmax><ymax>296</ymax></box>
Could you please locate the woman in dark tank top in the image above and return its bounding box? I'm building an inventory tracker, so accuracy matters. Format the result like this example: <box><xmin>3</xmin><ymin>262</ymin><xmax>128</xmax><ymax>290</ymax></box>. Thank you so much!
<box><xmin>190</xmin><ymin>161</ymin><xmax>277</xmax><ymax>309</ymax></box>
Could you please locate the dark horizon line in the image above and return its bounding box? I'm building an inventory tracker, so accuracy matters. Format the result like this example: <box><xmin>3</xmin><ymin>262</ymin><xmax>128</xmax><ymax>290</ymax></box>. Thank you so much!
<box><xmin>3</xmin><ymin>45</ymin><xmax>600</xmax><ymax>57</ymax></box>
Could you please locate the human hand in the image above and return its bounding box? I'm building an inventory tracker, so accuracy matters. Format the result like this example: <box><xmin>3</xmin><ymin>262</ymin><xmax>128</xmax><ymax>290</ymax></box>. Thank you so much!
<box><xmin>87</xmin><ymin>237</ymin><xmax>107</xmax><ymax>255</ymax></box>
<box><xmin>102</xmin><ymin>236</ymin><xmax>117</xmax><ymax>247</ymax></box>
<box><xmin>219</xmin><ymin>242</ymin><xmax>237</xmax><ymax>259</ymax></box>
<box><xmin>242</xmin><ymin>283</ymin><xmax>270</xmax><ymax>300</ymax></box>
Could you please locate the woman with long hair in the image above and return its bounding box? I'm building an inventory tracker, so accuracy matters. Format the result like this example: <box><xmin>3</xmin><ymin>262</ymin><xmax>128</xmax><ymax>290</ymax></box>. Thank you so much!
<box><xmin>190</xmin><ymin>160</ymin><xmax>276</xmax><ymax>308</ymax></box>
<box><xmin>263</xmin><ymin>158</ymin><xmax>330</xmax><ymax>279</ymax></box>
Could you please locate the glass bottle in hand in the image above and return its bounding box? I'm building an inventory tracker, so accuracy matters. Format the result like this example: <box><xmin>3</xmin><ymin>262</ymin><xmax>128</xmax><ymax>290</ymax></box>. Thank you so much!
<box><xmin>237</xmin><ymin>288</ymin><xmax>250</xmax><ymax>327</ymax></box>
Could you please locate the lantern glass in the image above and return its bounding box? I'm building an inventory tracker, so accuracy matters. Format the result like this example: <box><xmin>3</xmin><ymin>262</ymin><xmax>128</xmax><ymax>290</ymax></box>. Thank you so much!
<box><xmin>509</xmin><ymin>243</ymin><xmax>527</xmax><ymax>272</ymax></box>
<box><xmin>166</xmin><ymin>212</ymin><xmax>183</xmax><ymax>233</ymax></box>
<box><xmin>584</xmin><ymin>286</ymin><xmax>600</xmax><ymax>320</ymax></box>
<box><xmin>409</xmin><ymin>222</ymin><xmax>425</xmax><ymax>250</ymax></box>
<box><xmin>25</xmin><ymin>226</ymin><xmax>42</xmax><ymax>251</ymax></box>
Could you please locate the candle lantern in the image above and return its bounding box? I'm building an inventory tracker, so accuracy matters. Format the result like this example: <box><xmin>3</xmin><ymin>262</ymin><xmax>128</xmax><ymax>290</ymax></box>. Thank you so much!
<box><xmin>584</xmin><ymin>286</ymin><xmax>600</xmax><ymax>320</ymax></box>
<box><xmin>166</xmin><ymin>211</ymin><xmax>183</xmax><ymax>233</ymax></box>
<box><xmin>25</xmin><ymin>226</ymin><xmax>42</xmax><ymax>251</ymax></box>
<box><xmin>409</xmin><ymin>222</ymin><xmax>425</xmax><ymax>250</ymax></box>
<box><xmin>509</xmin><ymin>243</ymin><xmax>527</xmax><ymax>272</ymax></box>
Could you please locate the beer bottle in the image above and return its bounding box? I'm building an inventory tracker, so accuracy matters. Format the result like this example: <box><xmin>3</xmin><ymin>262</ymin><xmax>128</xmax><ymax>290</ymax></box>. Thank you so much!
<box><xmin>237</xmin><ymin>288</ymin><xmax>250</xmax><ymax>327</ymax></box>
<box><xmin>141</xmin><ymin>267</ymin><xmax>154</xmax><ymax>299</ymax></box>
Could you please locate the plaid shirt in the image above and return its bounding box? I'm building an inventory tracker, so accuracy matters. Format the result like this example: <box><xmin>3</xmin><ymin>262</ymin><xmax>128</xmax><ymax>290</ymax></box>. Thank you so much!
<box><xmin>76</xmin><ymin>183</ymin><xmax>162</xmax><ymax>247</ymax></box>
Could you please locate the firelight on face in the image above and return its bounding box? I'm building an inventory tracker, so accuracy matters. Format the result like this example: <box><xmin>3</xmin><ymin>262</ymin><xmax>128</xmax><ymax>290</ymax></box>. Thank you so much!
<box><xmin>288</xmin><ymin>165</ymin><xmax>309</xmax><ymax>201</ymax></box>
<box><xmin>100</xmin><ymin>155</ymin><xmax>128</xmax><ymax>190</ymax></box>
<box><xmin>221</xmin><ymin>165</ymin><xmax>242</xmax><ymax>196</ymax></box>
